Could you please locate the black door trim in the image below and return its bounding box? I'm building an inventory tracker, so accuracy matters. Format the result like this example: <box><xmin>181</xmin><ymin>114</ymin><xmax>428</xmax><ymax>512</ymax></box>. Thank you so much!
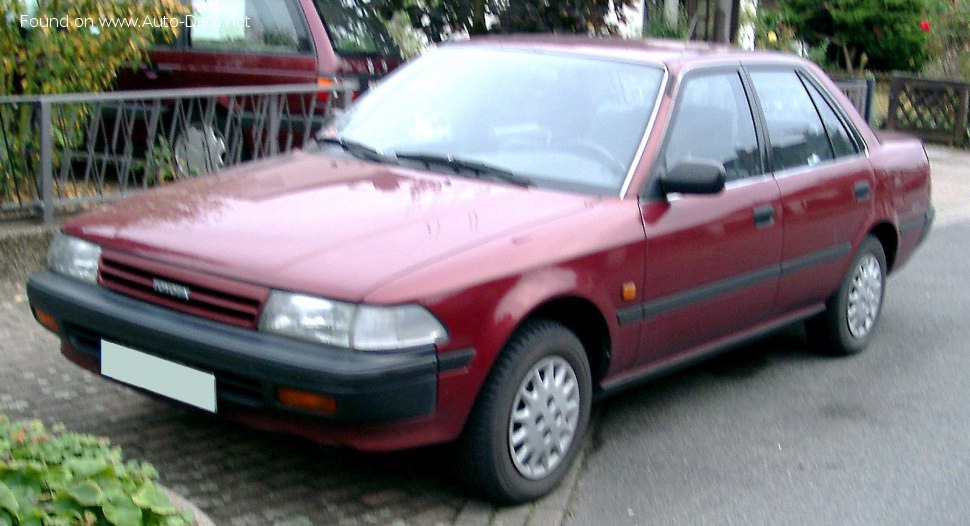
<box><xmin>617</xmin><ymin>242</ymin><xmax>851</xmax><ymax>326</ymax></box>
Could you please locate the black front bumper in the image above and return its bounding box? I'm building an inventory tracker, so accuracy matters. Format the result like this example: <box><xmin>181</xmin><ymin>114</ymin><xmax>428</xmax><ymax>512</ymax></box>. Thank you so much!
<box><xmin>27</xmin><ymin>271</ymin><xmax>437</xmax><ymax>422</ymax></box>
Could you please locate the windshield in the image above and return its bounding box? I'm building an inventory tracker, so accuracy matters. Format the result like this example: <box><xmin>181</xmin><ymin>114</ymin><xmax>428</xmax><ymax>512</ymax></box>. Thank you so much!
<box><xmin>326</xmin><ymin>47</ymin><xmax>665</xmax><ymax>195</ymax></box>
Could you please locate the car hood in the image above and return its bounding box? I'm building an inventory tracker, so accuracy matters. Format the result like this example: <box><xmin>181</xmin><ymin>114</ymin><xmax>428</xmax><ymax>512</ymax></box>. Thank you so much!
<box><xmin>67</xmin><ymin>151</ymin><xmax>592</xmax><ymax>301</ymax></box>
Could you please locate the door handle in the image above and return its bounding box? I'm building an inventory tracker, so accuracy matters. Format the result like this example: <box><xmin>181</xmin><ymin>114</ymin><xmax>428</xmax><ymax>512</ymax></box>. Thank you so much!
<box><xmin>753</xmin><ymin>205</ymin><xmax>775</xmax><ymax>228</ymax></box>
<box><xmin>141</xmin><ymin>64</ymin><xmax>173</xmax><ymax>80</ymax></box>
<box><xmin>854</xmin><ymin>181</ymin><xmax>871</xmax><ymax>202</ymax></box>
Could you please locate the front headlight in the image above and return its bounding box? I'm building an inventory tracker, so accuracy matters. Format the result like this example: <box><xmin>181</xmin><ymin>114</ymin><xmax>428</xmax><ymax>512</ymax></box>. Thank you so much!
<box><xmin>48</xmin><ymin>233</ymin><xmax>101</xmax><ymax>283</ymax></box>
<box><xmin>258</xmin><ymin>291</ymin><xmax>448</xmax><ymax>351</ymax></box>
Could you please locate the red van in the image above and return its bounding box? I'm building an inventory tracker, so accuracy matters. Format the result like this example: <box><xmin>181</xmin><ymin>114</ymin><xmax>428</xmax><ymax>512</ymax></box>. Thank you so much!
<box><xmin>114</xmin><ymin>0</ymin><xmax>403</xmax><ymax>174</ymax></box>
<box><xmin>117</xmin><ymin>0</ymin><xmax>402</xmax><ymax>92</ymax></box>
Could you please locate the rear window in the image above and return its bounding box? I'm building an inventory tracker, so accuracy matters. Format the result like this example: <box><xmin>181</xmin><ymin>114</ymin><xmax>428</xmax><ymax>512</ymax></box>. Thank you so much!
<box><xmin>188</xmin><ymin>0</ymin><xmax>312</xmax><ymax>54</ymax></box>
<box><xmin>313</xmin><ymin>0</ymin><xmax>400</xmax><ymax>57</ymax></box>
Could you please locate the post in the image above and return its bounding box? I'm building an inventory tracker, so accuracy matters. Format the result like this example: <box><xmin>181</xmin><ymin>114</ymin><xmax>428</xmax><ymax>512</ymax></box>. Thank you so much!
<box><xmin>664</xmin><ymin>0</ymin><xmax>678</xmax><ymax>27</ymax></box>
<box><xmin>885</xmin><ymin>77</ymin><xmax>902</xmax><ymax>132</ymax></box>
<box><xmin>267</xmin><ymin>94</ymin><xmax>280</xmax><ymax>156</ymax></box>
<box><xmin>864</xmin><ymin>78</ymin><xmax>875</xmax><ymax>124</ymax></box>
<box><xmin>38</xmin><ymin>100</ymin><xmax>53</xmax><ymax>225</ymax></box>
<box><xmin>955</xmin><ymin>84</ymin><xmax>969</xmax><ymax>148</ymax></box>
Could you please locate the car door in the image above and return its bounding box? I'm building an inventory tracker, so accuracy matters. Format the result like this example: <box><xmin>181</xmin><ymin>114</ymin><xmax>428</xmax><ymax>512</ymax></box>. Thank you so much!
<box><xmin>632</xmin><ymin>68</ymin><xmax>783</xmax><ymax>365</ymax></box>
<box><xmin>745</xmin><ymin>67</ymin><xmax>874</xmax><ymax>314</ymax></box>
<box><xmin>114</xmin><ymin>31</ymin><xmax>185</xmax><ymax>92</ymax></box>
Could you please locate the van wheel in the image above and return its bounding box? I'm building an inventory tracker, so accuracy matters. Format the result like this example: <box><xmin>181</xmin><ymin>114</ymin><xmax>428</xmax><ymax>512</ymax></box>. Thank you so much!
<box><xmin>172</xmin><ymin>120</ymin><xmax>227</xmax><ymax>177</ymax></box>
<box><xmin>806</xmin><ymin>236</ymin><xmax>887</xmax><ymax>356</ymax></box>
<box><xmin>455</xmin><ymin>319</ymin><xmax>591</xmax><ymax>504</ymax></box>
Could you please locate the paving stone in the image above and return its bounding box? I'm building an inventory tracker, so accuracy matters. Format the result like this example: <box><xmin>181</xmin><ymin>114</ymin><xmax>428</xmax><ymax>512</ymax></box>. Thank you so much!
<box><xmin>0</xmin><ymin>279</ymin><xmax>580</xmax><ymax>525</ymax></box>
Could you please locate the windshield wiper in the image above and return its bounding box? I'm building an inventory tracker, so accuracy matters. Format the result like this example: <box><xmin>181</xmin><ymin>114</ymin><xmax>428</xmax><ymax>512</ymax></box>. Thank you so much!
<box><xmin>317</xmin><ymin>136</ymin><xmax>392</xmax><ymax>163</ymax></box>
<box><xmin>395</xmin><ymin>152</ymin><xmax>532</xmax><ymax>187</ymax></box>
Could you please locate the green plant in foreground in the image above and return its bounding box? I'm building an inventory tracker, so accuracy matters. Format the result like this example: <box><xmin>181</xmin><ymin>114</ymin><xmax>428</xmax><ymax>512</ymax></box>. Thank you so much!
<box><xmin>0</xmin><ymin>415</ymin><xmax>193</xmax><ymax>526</ymax></box>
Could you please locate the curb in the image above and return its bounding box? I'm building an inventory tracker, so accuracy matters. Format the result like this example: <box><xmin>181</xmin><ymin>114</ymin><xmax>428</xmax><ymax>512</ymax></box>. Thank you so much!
<box><xmin>160</xmin><ymin>485</ymin><xmax>217</xmax><ymax>526</ymax></box>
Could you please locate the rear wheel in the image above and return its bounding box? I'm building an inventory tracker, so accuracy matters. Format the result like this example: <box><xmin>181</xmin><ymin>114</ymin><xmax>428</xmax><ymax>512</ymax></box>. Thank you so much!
<box><xmin>455</xmin><ymin>319</ymin><xmax>592</xmax><ymax>503</ymax></box>
<box><xmin>806</xmin><ymin>236</ymin><xmax>887</xmax><ymax>356</ymax></box>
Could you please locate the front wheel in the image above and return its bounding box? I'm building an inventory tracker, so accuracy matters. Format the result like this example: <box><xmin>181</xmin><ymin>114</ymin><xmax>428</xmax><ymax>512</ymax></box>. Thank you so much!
<box><xmin>455</xmin><ymin>320</ymin><xmax>592</xmax><ymax>503</ymax></box>
<box><xmin>806</xmin><ymin>236</ymin><xmax>888</xmax><ymax>356</ymax></box>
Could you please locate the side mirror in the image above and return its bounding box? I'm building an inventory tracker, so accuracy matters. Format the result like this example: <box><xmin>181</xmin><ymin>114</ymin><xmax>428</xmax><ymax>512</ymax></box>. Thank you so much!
<box><xmin>659</xmin><ymin>161</ymin><xmax>727</xmax><ymax>195</ymax></box>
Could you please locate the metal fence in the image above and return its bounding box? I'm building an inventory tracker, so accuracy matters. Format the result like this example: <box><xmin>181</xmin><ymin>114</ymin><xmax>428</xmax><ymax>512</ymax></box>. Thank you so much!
<box><xmin>886</xmin><ymin>76</ymin><xmax>970</xmax><ymax>148</ymax></box>
<box><xmin>0</xmin><ymin>83</ymin><xmax>349</xmax><ymax>224</ymax></box>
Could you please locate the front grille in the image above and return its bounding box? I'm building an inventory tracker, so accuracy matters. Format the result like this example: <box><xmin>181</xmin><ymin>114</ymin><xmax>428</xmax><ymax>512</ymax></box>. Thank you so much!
<box><xmin>98</xmin><ymin>252</ymin><xmax>266</xmax><ymax>329</ymax></box>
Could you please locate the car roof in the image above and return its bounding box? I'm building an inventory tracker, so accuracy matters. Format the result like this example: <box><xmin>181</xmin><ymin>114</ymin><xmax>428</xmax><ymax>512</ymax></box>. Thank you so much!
<box><xmin>456</xmin><ymin>34</ymin><xmax>802</xmax><ymax>68</ymax></box>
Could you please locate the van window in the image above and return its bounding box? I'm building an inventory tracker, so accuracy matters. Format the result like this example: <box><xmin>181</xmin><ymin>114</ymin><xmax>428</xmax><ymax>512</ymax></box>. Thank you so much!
<box><xmin>188</xmin><ymin>0</ymin><xmax>312</xmax><ymax>54</ymax></box>
<box><xmin>313</xmin><ymin>0</ymin><xmax>400</xmax><ymax>57</ymax></box>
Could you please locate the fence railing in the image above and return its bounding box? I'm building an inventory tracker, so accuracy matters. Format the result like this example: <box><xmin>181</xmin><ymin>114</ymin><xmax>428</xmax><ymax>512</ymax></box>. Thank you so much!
<box><xmin>0</xmin><ymin>83</ymin><xmax>349</xmax><ymax>224</ymax></box>
<box><xmin>886</xmin><ymin>76</ymin><xmax>970</xmax><ymax>147</ymax></box>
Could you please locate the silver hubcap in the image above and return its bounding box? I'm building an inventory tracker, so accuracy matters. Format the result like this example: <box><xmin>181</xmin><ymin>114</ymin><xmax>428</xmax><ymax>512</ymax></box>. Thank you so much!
<box><xmin>846</xmin><ymin>253</ymin><xmax>883</xmax><ymax>339</ymax></box>
<box><xmin>508</xmin><ymin>356</ymin><xmax>580</xmax><ymax>480</ymax></box>
<box><xmin>173</xmin><ymin>123</ymin><xmax>226</xmax><ymax>176</ymax></box>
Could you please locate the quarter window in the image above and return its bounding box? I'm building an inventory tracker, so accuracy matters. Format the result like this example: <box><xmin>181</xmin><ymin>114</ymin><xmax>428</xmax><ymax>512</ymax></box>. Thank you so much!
<box><xmin>803</xmin><ymin>79</ymin><xmax>858</xmax><ymax>158</ymax></box>
<box><xmin>662</xmin><ymin>72</ymin><xmax>761</xmax><ymax>182</ymax></box>
<box><xmin>188</xmin><ymin>0</ymin><xmax>312</xmax><ymax>54</ymax></box>
<box><xmin>749</xmin><ymin>70</ymin><xmax>833</xmax><ymax>172</ymax></box>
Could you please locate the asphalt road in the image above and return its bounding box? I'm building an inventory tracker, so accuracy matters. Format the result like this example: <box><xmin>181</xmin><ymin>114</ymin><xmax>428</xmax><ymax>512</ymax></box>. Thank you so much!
<box><xmin>566</xmin><ymin>146</ymin><xmax>970</xmax><ymax>526</ymax></box>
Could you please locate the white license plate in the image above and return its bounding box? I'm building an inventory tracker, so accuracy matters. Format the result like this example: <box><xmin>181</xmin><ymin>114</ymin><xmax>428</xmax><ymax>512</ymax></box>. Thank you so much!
<box><xmin>101</xmin><ymin>340</ymin><xmax>216</xmax><ymax>413</ymax></box>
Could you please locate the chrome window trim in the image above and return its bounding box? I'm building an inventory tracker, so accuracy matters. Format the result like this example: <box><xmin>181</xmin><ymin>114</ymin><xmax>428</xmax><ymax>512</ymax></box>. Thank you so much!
<box><xmin>619</xmin><ymin>67</ymin><xmax>670</xmax><ymax>198</ymax></box>
<box><xmin>724</xmin><ymin>172</ymin><xmax>774</xmax><ymax>189</ymax></box>
<box><xmin>664</xmin><ymin>173</ymin><xmax>774</xmax><ymax>203</ymax></box>
<box><xmin>769</xmin><ymin>152</ymin><xmax>869</xmax><ymax>180</ymax></box>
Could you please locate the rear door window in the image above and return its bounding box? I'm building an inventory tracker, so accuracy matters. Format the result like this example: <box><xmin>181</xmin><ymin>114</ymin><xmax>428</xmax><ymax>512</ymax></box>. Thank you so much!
<box><xmin>313</xmin><ymin>0</ymin><xmax>400</xmax><ymax>57</ymax></box>
<box><xmin>749</xmin><ymin>69</ymin><xmax>834</xmax><ymax>172</ymax></box>
<box><xmin>188</xmin><ymin>0</ymin><xmax>312</xmax><ymax>54</ymax></box>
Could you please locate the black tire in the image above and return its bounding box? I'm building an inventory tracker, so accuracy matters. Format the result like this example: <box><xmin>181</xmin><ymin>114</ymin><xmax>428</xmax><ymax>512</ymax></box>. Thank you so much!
<box><xmin>455</xmin><ymin>319</ymin><xmax>592</xmax><ymax>504</ymax></box>
<box><xmin>806</xmin><ymin>236</ymin><xmax>888</xmax><ymax>356</ymax></box>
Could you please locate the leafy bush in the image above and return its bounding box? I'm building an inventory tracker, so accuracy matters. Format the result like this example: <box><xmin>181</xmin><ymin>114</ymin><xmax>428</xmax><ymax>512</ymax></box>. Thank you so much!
<box><xmin>0</xmin><ymin>0</ymin><xmax>188</xmax><ymax>202</ymax></box>
<box><xmin>778</xmin><ymin>0</ymin><xmax>930</xmax><ymax>73</ymax></box>
<box><xmin>0</xmin><ymin>415</ymin><xmax>193</xmax><ymax>526</ymax></box>
<box><xmin>923</xmin><ymin>0</ymin><xmax>970</xmax><ymax>80</ymax></box>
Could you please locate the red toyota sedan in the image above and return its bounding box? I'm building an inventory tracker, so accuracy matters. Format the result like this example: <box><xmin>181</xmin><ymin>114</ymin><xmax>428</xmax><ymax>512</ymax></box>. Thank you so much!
<box><xmin>28</xmin><ymin>37</ymin><xmax>933</xmax><ymax>503</ymax></box>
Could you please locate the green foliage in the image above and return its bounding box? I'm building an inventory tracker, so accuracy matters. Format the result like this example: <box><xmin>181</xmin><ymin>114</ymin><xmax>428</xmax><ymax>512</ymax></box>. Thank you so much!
<box><xmin>779</xmin><ymin>0</ymin><xmax>930</xmax><ymax>73</ymax></box>
<box><xmin>0</xmin><ymin>0</ymin><xmax>187</xmax><ymax>201</ymax></box>
<box><xmin>379</xmin><ymin>0</ymin><xmax>635</xmax><ymax>42</ymax></box>
<box><xmin>923</xmin><ymin>0</ymin><xmax>970</xmax><ymax>79</ymax></box>
<box><xmin>0</xmin><ymin>0</ymin><xmax>188</xmax><ymax>95</ymax></box>
<box><xmin>383</xmin><ymin>11</ymin><xmax>428</xmax><ymax>58</ymax></box>
<box><xmin>750</xmin><ymin>8</ymin><xmax>799</xmax><ymax>52</ymax></box>
<box><xmin>0</xmin><ymin>415</ymin><xmax>193</xmax><ymax>526</ymax></box>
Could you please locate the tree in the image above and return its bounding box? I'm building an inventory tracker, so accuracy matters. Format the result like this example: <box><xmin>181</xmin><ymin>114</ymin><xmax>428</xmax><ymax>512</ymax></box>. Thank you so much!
<box><xmin>779</xmin><ymin>0</ymin><xmax>930</xmax><ymax>73</ymax></box>
<box><xmin>379</xmin><ymin>0</ymin><xmax>635</xmax><ymax>43</ymax></box>
<box><xmin>1</xmin><ymin>0</ymin><xmax>187</xmax><ymax>95</ymax></box>
<box><xmin>923</xmin><ymin>0</ymin><xmax>970</xmax><ymax>79</ymax></box>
